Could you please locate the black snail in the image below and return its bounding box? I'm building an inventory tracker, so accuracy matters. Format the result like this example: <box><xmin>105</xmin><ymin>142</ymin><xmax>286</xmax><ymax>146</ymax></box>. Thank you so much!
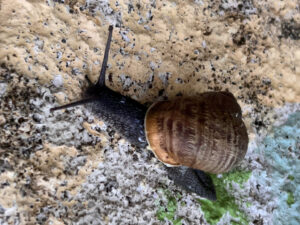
<box><xmin>51</xmin><ymin>25</ymin><xmax>249</xmax><ymax>201</ymax></box>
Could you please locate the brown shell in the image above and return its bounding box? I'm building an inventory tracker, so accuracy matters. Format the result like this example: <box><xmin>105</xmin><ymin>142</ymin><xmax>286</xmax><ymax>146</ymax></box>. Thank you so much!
<box><xmin>144</xmin><ymin>92</ymin><xmax>248</xmax><ymax>174</ymax></box>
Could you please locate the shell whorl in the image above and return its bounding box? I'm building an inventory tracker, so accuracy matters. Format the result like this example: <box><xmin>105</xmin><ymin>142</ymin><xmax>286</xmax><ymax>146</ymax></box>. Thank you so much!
<box><xmin>144</xmin><ymin>92</ymin><xmax>248</xmax><ymax>174</ymax></box>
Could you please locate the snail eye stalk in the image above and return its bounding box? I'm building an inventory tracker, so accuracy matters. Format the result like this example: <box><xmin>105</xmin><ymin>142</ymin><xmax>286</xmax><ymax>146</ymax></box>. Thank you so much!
<box><xmin>97</xmin><ymin>25</ymin><xmax>113</xmax><ymax>88</ymax></box>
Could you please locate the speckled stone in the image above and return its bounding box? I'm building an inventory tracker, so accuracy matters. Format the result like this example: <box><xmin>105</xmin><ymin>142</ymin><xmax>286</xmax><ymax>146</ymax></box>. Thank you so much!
<box><xmin>0</xmin><ymin>0</ymin><xmax>299</xmax><ymax>224</ymax></box>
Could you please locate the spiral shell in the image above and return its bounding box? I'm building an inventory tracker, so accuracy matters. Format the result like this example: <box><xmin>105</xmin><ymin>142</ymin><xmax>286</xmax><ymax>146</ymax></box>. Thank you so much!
<box><xmin>144</xmin><ymin>92</ymin><xmax>248</xmax><ymax>174</ymax></box>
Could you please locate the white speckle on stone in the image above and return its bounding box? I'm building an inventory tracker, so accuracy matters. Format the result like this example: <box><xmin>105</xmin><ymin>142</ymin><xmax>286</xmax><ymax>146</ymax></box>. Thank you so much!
<box><xmin>78</xmin><ymin>29</ymin><xmax>87</xmax><ymax>34</ymax></box>
<box><xmin>221</xmin><ymin>0</ymin><xmax>238</xmax><ymax>9</ymax></box>
<box><xmin>144</xmin><ymin>25</ymin><xmax>151</xmax><ymax>31</ymax></box>
<box><xmin>120</xmin><ymin>30</ymin><xmax>130</xmax><ymax>42</ymax></box>
<box><xmin>52</xmin><ymin>75</ymin><xmax>63</xmax><ymax>87</ymax></box>
<box><xmin>0</xmin><ymin>83</ymin><xmax>7</xmax><ymax>97</ymax></box>
<box><xmin>220</xmin><ymin>0</ymin><xmax>256</xmax><ymax>15</ymax></box>
<box><xmin>149</xmin><ymin>61</ymin><xmax>157</xmax><ymax>70</ymax></box>
<box><xmin>33</xmin><ymin>37</ymin><xmax>44</xmax><ymax>54</ymax></box>
<box><xmin>219</xmin><ymin>10</ymin><xmax>225</xmax><ymax>16</ymax></box>
<box><xmin>146</xmin><ymin>10</ymin><xmax>152</xmax><ymax>20</ymax></box>
<box><xmin>158</xmin><ymin>72</ymin><xmax>171</xmax><ymax>86</ymax></box>
<box><xmin>119</xmin><ymin>74</ymin><xmax>132</xmax><ymax>89</ymax></box>
<box><xmin>4</xmin><ymin>206</ymin><xmax>17</xmax><ymax>217</ymax></box>
<box><xmin>194</xmin><ymin>0</ymin><xmax>204</xmax><ymax>5</ymax></box>
<box><xmin>202</xmin><ymin>40</ymin><xmax>206</xmax><ymax>48</ymax></box>
<box><xmin>56</xmin><ymin>51</ymin><xmax>62</xmax><ymax>59</ymax></box>
<box><xmin>85</xmin><ymin>0</ymin><xmax>122</xmax><ymax>25</ymax></box>
<box><xmin>99</xmin><ymin>122</ymin><xmax>107</xmax><ymax>131</ymax></box>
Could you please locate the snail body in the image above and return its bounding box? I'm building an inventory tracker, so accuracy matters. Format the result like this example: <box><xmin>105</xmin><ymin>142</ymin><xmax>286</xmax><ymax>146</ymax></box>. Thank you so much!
<box><xmin>51</xmin><ymin>26</ymin><xmax>248</xmax><ymax>200</ymax></box>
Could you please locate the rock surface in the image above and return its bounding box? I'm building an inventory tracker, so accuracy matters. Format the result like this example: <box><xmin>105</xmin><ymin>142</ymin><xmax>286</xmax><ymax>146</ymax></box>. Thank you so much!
<box><xmin>0</xmin><ymin>0</ymin><xmax>299</xmax><ymax>224</ymax></box>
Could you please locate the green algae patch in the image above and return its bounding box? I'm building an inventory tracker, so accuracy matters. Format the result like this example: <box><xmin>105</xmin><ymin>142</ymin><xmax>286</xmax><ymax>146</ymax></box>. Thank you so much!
<box><xmin>222</xmin><ymin>170</ymin><xmax>251</xmax><ymax>188</ymax></box>
<box><xmin>156</xmin><ymin>190</ymin><xmax>182</xmax><ymax>225</ymax></box>
<box><xmin>287</xmin><ymin>192</ymin><xmax>295</xmax><ymax>206</ymax></box>
<box><xmin>197</xmin><ymin>170</ymin><xmax>251</xmax><ymax>225</ymax></box>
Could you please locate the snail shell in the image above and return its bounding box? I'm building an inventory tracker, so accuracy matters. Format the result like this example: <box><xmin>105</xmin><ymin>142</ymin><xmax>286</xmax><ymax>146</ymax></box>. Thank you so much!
<box><xmin>145</xmin><ymin>91</ymin><xmax>248</xmax><ymax>174</ymax></box>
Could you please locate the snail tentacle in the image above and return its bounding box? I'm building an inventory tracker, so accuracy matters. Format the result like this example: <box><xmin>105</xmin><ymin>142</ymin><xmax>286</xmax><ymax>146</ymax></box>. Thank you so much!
<box><xmin>97</xmin><ymin>25</ymin><xmax>113</xmax><ymax>87</ymax></box>
<box><xmin>50</xmin><ymin>98</ymin><xmax>96</xmax><ymax>112</ymax></box>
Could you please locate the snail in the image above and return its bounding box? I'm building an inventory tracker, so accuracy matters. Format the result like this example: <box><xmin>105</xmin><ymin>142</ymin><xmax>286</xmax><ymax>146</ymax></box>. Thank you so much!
<box><xmin>51</xmin><ymin>26</ymin><xmax>248</xmax><ymax>201</ymax></box>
